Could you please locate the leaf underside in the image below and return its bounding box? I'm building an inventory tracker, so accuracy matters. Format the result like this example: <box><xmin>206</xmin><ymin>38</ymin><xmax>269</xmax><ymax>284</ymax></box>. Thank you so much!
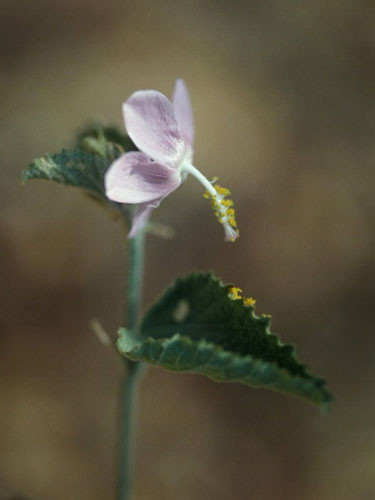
<box><xmin>118</xmin><ymin>273</ymin><xmax>333</xmax><ymax>411</ymax></box>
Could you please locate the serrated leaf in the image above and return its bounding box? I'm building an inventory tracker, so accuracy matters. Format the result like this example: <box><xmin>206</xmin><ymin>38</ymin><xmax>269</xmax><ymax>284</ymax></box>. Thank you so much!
<box><xmin>23</xmin><ymin>146</ymin><xmax>121</xmax><ymax>203</ymax></box>
<box><xmin>118</xmin><ymin>273</ymin><xmax>333</xmax><ymax>410</ymax></box>
<box><xmin>23</xmin><ymin>124</ymin><xmax>137</xmax><ymax>208</ymax></box>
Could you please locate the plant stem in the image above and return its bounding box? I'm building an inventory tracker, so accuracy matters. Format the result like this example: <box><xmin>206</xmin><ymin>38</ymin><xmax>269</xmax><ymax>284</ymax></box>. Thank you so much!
<box><xmin>117</xmin><ymin>361</ymin><xmax>143</xmax><ymax>500</ymax></box>
<box><xmin>117</xmin><ymin>227</ymin><xmax>146</xmax><ymax>500</ymax></box>
<box><xmin>127</xmin><ymin>227</ymin><xmax>145</xmax><ymax>332</ymax></box>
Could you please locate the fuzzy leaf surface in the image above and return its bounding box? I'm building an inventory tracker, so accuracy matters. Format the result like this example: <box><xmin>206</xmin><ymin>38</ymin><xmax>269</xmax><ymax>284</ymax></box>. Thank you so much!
<box><xmin>23</xmin><ymin>125</ymin><xmax>136</xmax><ymax>205</ymax></box>
<box><xmin>23</xmin><ymin>145</ymin><xmax>122</xmax><ymax>204</ymax></box>
<box><xmin>118</xmin><ymin>273</ymin><xmax>333</xmax><ymax>410</ymax></box>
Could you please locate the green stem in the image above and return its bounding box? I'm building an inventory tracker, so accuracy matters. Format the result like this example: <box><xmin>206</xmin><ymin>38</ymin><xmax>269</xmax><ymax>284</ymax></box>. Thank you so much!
<box><xmin>117</xmin><ymin>227</ymin><xmax>146</xmax><ymax>500</ymax></box>
<box><xmin>117</xmin><ymin>361</ymin><xmax>143</xmax><ymax>500</ymax></box>
<box><xmin>127</xmin><ymin>228</ymin><xmax>145</xmax><ymax>332</ymax></box>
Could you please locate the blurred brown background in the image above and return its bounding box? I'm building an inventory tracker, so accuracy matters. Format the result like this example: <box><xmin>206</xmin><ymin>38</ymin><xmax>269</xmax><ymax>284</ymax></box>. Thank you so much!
<box><xmin>1</xmin><ymin>1</ymin><xmax>374</xmax><ymax>499</ymax></box>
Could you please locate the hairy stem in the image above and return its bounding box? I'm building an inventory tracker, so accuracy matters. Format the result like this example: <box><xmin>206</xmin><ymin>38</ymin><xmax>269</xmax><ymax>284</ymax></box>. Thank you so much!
<box><xmin>127</xmin><ymin>228</ymin><xmax>145</xmax><ymax>332</ymax></box>
<box><xmin>117</xmin><ymin>227</ymin><xmax>145</xmax><ymax>500</ymax></box>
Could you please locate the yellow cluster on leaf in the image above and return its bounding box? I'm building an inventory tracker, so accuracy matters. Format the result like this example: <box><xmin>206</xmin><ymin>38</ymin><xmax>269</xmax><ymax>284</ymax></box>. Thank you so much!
<box><xmin>203</xmin><ymin>179</ymin><xmax>239</xmax><ymax>242</ymax></box>
<box><xmin>228</xmin><ymin>287</ymin><xmax>256</xmax><ymax>308</ymax></box>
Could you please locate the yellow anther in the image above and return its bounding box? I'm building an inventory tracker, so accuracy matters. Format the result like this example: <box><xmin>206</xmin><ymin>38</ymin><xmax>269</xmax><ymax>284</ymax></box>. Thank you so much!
<box><xmin>221</xmin><ymin>199</ymin><xmax>234</xmax><ymax>207</ymax></box>
<box><xmin>214</xmin><ymin>185</ymin><xmax>231</xmax><ymax>196</ymax></box>
<box><xmin>202</xmin><ymin>179</ymin><xmax>239</xmax><ymax>242</ymax></box>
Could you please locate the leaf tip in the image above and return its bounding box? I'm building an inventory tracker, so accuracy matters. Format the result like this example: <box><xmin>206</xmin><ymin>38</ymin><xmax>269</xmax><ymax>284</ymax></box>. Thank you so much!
<box><xmin>21</xmin><ymin>166</ymin><xmax>33</xmax><ymax>184</ymax></box>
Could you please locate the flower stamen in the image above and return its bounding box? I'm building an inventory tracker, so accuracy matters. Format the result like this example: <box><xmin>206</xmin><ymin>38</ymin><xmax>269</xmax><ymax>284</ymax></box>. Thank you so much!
<box><xmin>204</xmin><ymin>182</ymin><xmax>239</xmax><ymax>242</ymax></box>
<box><xmin>181</xmin><ymin>162</ymin><xmax>239</xmax><ymax>242</ymax></box>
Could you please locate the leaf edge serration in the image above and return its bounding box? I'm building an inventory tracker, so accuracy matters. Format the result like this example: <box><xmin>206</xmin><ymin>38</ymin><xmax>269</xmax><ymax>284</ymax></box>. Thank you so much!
<box><xmin>118</xmin><ymin>329</ymin><xmax>332</xmax><ymax>412</ymax></box>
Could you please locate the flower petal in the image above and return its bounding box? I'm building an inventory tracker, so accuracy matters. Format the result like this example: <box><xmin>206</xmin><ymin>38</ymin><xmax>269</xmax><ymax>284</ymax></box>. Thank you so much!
<box><xmin>172</xmin><ymin>79</ymin><xmax>194</xmax><ymax>147</ymax></box>
<box><xmin>123</xmin><ymin>90</ymin><xmax>186</xmax><ymax>167</ymax></box>
<box><xmin>128</xmin><ymin>203</ymin><xmax>155</xmax><ymax>238</ymax></box>
<box><xmin>105</xmin><ymin>152</ymin><xmax>181</xmax><ymax>204</ymax></box>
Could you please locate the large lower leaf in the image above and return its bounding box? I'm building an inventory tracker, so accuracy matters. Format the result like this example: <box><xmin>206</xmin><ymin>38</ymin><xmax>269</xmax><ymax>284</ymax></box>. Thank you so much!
<box><xmin>118</xmin><ymin>273</ymin><xmax>333</xmax><ymax>410</ymax></box>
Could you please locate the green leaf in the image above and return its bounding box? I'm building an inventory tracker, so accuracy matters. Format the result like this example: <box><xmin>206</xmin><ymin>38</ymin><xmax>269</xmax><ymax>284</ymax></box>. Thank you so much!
<box><xmin>23</xmin><ymin>124</ymin><xmax>137</xmax><ymax>206</ymax></box>
<box><xmin>118</xmin><ymin>273</ymin><xmax>333</xmax><ymax>410</ymax></box>
<box><xmin>76</xmin><ymin>124</ymin><xmax>138</xmax><ymax>154</ymax></box>
<box><xmin>23</xmin><ymin>145</ymin><xmax>122</xmax><ymax>204</ymax></box>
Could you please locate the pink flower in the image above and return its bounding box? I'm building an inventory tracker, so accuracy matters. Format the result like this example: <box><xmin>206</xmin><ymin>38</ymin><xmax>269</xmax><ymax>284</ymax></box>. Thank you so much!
<box><xmin>105</xmin><ymin>79</ymin><xmax>239</xmax><ymax>241</ymax></box>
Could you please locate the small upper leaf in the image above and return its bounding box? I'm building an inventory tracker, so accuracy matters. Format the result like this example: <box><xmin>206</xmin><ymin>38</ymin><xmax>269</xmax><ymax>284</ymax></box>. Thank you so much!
<box><xmin>118</xmin><ymin>273</ymin><xmax>333</xmax><ymax>410</ymax></box>
<box><xmin>23</xmin><ymin>124</ymin><xmax>137</xmax><ymax>205</ymax></box>
<box><xmin>23</xmin><ymin>148</ymin><xmax>114</xmax><ymax>201</ymax></box>
<box><xmin>76</xmin><ymin>124</ymin><xmax>138</xmax><ymax>154</ymax></box>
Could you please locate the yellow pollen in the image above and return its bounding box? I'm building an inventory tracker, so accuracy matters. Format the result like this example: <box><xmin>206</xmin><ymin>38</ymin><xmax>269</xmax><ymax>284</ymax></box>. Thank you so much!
<box><xmin>229</xmin><ymin>287</ymin><xmax>257</xmax><ymax>308</ymax></box>
<box><xmin>243</xmin><ymin>297</ymin><xmax>256</xmax><ymax>307</ymax></box>
<box><xmin>229</xmin><ymin>287</ymin><xmax>242</xmax><ymax>300</ymax></box>
<box><xmin>214</xmin><ymin>185</ymin><xmax>231</xmax><ymax>196</ymax></box>
<box><xmin>221</xmin><ymin>199</ymin><xmax>233</xmax><ymax>207</ymax></box>
<box><xmin>202</xmin><ymin>180</ymin><xmax>239</xmax><ymax>241</ymax></box>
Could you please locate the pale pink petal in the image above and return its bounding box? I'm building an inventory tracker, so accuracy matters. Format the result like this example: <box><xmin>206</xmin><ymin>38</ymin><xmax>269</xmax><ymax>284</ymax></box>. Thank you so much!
<box><xmin>105</xmin><ymin>152</ymin><xmax>181</xmax><ymax>204</ymax></box>
<box><xmin>128</xmin><ymin>203</ymin><xmax>154</xmax><ymax>238</ymax></box>
<box><xmin>123</xmin><ymin>90</ymin><xmax>186</xmax><ymax>168</ymax></box>
<box><xmin>172</xmin><ymin>79</ymin><xmax>194</xmax><ymax>147</ymax></box>
<box><xmin>128</xmin><ymin>196</ymin><xmax>164</xmax><ymax>238</ymax></box>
